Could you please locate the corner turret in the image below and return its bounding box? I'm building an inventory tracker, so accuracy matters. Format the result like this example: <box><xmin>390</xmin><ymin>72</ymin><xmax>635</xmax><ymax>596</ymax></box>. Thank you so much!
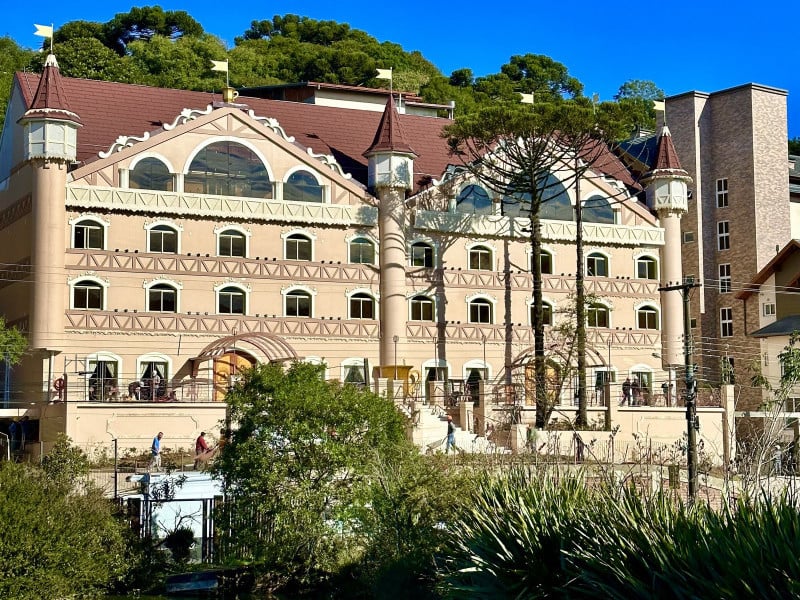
<box><xmin>364</xmin><ymin>96</ymin><xmax>417</xmax><ymax>191</ymax></box>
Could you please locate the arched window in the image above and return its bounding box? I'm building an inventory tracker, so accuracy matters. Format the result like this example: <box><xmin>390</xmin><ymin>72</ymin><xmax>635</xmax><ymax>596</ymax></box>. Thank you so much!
<box><xmin>349</xmin><ymin>237</ymin><xmax>375</xmax><ymax>265</ymax></box>
<box><xmin>73</xmin><ymin>280</ymin><xmax>104</xmax><ymax>310</ymax></box>
<box><xmin>285</xmin><ymin>233</ymin><xmax>312</xmax><ymax>261</ymax></box>
<box><xmin>148</xmin><ymin>225</ymin><xmax>178</xmax><ymax>253</ymax></box>
<box><xmin>410</xmin><ymin>295</ymin><xmax>434</xmax><ymax>321</ymax></box>
<box><xmin>469</xmin><ymin>298</ymin><xmax>493</xmax><ymax>324</ymax></box>
<box><xmin>456</xmin><ymin>184</ymin><xmax>492</xmax><ymax>215</ymax></box>
<box><xmin>636</xmin><ymin>255</ymin><xmax>658</xmax><ymax>280</ymax></box>
<box><xmin>284</xmin><ymin>169</ymin><xmax>323</xmax><ymax>203</ymax></box>
<box><xmin>469</xmin><ymin>245</ymin><xmax>492</xmax><ymax>270</ymax></box>
<box><xmin>185</xmin><ymin>141</ymin><xmax>272</xmax><ymax>199</ymax></box>
<box><xmin>87</xmin><ymin>354</ymin><xmax>119</xmax><ymax>401</ymax></box>
<box><xmin>73</xmin><ymin>219</ymin><xmax>105</xmax><ymax>250</ymax></box>
<box><xmin>586</xmin><ymin>252</ymin><xmax>608</xmax><ymax>277</ymax></box>
<box><xmin>285</xmin><ymin>289</ymin><xmax>312</xmax><ymax>317</ymax></box>
<box><xmin>148</xmin><ymin>283</ymin><xmax>177</xmax><ymax>312</ymax></box>
<box><xmin>583</xmin><ymin>195</ymin><xmax>614</xmax><ymax>224</ymax></box>
<box><xmin>349</xmin><ymin>293</ymin><xmax>375</xmax><ymax>319</ymax></box>
<box><xmin>637</xmin><ymin>305</ymin><xmax>659</xmax><ymax>330</ymax></box>
<box><xmin>410</xmin><ymin>242</ymin><xmax>434</xmax><ymax>267</ymax></box>
<box><xmin>130</xmin><ymin>157</ymin><xmax>173</xmax><ymax>191</ymax></box>
<box><xmin>530</xmin><ymin>301</ymin><xmax>553</xmax><ymax>326</ymax></box>
<box><xmin>218</xmin><ymin>229</ymin><xmax>247</xmax><ymax>257</ymax></box>
<box><xmin>538</xmin><ymin>174</ymin><xmax>573</xmax><ymax>221</ymax></box>
<box><xmin>587</xmin><ymin>303</ymin><xmax>609</xmax><ymax>328</ymax></box>
<box><xmin>217</xmin><ymin>286</ymin><xmax>245</xmax><ymax>315</ymax></box>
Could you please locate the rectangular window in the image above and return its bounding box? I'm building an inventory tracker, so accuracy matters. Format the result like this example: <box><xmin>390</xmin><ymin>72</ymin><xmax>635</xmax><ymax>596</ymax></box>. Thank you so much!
<box><xmin>720</xmin><ymin>307</ymin><xmax>733</xmax><ymax>337</ymax></box>
<box><xmin>716</xmin><ymin>178</ymin><xmax>728</xmax><ymax>208</ymax></box>
<box><xmin>683</xmin><ymin>231</ymin><xmax>695</xmax><ymax>243</ymax></box>
<box><xmin>717</xmin><ymin>221</ymin><xmax>730</xmax><ymax>251</ymax></box>
<box><xmin>763</xmin><ymin>303</ymin><xmax>776</xmax><ymax>316</ymax></box>
<box><xmin>718</xmin><ymin>264</ymin><xmax>731</xmax><ymax>293</ymax></box>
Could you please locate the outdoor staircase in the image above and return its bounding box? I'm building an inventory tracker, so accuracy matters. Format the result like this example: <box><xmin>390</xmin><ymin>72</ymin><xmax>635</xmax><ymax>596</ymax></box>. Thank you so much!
<box><xmin>411</xmin><ymin>402</ymin><xmax>506</xmax><ymax>454</ymax></box>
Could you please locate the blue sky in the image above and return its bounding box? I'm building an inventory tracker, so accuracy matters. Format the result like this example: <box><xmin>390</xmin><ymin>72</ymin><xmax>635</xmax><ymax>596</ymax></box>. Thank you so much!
<box><xmin>5</xmin><ymin>0</ymin><xmax>799</xmax><ymax>137</ymax></box>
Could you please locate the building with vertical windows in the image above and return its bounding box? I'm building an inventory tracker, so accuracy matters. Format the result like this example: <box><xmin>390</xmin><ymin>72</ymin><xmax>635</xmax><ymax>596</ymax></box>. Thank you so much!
<box><xmin>0</xmin><ymin>54</ymin><xmax>745</xmax><ymax>456</ymax></box>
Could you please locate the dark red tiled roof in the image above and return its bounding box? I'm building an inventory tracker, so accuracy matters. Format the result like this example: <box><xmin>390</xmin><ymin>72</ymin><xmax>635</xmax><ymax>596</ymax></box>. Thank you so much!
<box><xmin>16</xmin><ymin>72</ymin><xmax>450</xmax><ymax>194</ymax></box>
<box><xmin>364</xmin><ymin>97</ymin><xmax>417</xmax><ymax>157</ymax></box>
<box><xmin>21</xmin><ymin>55</ymin><xmax>82</xmax><ymax>125</ymax></box>
<box><xmin>651</xmin><ymin>125</ymin><xmax>685</xmax><ymax>172</ymax></box>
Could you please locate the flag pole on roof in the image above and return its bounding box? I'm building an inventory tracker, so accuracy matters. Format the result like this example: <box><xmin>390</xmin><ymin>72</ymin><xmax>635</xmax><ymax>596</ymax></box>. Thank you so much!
<box><xmin>34</xmin><ymin>23</ymin><xmax>54</xmax><ymax>54</ymax></box>
<box><xmin>211</xmin><ymin>59</ymin><xmax>230</xmax><ymax>87</ymax></box>
<box><xmin>376</xmin><ymin>68</ymin><xmax>393</xmax><ymax>103</ymax></box>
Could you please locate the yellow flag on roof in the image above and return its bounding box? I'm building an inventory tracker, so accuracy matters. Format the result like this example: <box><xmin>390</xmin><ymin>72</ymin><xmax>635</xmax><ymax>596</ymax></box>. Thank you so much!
<box><xmin>210</xmin><ymin>60</ymin><xmax>229</xmax><ymax>73</ymax></box>
<box><xmin>34</xmin><ymin>24</ymin><xmax>53</xmax><ymax>38</ymax></box>
<box><xmin>376</xmin><ymin>68</ymin><xmax>392</xmax><ymax>80</ymax></box>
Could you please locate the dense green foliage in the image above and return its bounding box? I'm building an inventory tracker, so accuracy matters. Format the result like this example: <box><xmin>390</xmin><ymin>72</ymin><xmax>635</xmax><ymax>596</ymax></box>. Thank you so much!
<box><xmin>441</xmin><ymin>468</ymin><xmax>800</xmax><ymax>599</ymax></box>
<box><xmin>0</xmin><ymin>316</ymin><xmax>27</xmax><ymax>365</ymax></box>
<box><xmin>0</xmin><ymin>446</ymin><xmax>132</xmax><ymax>599</ymax></box>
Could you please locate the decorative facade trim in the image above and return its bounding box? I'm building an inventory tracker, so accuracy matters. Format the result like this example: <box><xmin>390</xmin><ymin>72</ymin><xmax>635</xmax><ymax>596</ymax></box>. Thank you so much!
<box><xmin>99</xmin><ymin>132</ymin><xmax>151</xmax><ymax>159</ymax></box>
<box><xmin>162</xmin><ymin>105</ymin><xmax>215</xmax><ymax>131</ymax></box>
<box><xmin>0</xmin><ymin>194</ymin><xmax>32</xmax><ymax>230</ymax></box>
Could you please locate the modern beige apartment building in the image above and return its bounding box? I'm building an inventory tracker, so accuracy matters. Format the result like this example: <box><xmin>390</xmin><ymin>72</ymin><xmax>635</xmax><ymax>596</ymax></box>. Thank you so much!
<box><xmin>0</xmin><ymin>54</ymin><xmax>732</xmax><ymax>456</ymax></box>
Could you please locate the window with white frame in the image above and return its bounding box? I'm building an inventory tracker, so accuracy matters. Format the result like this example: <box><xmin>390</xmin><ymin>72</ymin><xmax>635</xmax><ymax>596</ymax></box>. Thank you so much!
<box><xmin>148</xmin><ymin>224</ymin><xmax>178</xmax><ymax>253</ymax></box>
<box><xmin>637</xmin><ymin>305</ymin><xmax>659</xmax><ymax>330</ymax></box>
<box><xmin>349</xmin><ymin>237</ymin><xmax>375</xmax><ymax>265</ymax></box>
<box><xmin>185</xmin><ymin>141</ymin><xmax>271</xmax><ymax>199</ymax></box>
<box><xmin>530</xmin><ymin>301</ymin><xmax>553</xmax><ymax>326</ymax></box>
<box><xmin>285</xmin><ymin>289</ymin><xmax>312</xmax><ymax>317</ymax></box>
<box><xmin>636</xmin><ymin>256</ymin><xmax>658</xmax><ymax>280</ymax></box>
<box><xmin>410</xmin><ymin>242</ymin><xmax>434</xmax><ymax>267</ymax></box>
<box><xmin>587</xmin><ymin>303</ymin><xmax>609</xmax><ymax>328</ymax></box>
<box><xmin>73</xmin><ymin>219</ymin><xmax>105</xmax><ymax>250</ymax></box>
<box><xmin>717</xmin><ymin>221</ymin><xmax>730</xmax><ymax>251</ymax></box>
<box><xmin>469</xmin><ymin>245</ymin><xmax>492</xmax><ymax>270</ymax></box>
<box><xmin>217</xmin><ymin>286</ymin><xmax>246</xmax><ymax>315</ymax></box>
<box><xmin>410</xmin><ymin>295</ymin><xmax>434</xmax><ymax>321</ymax></box>
<box><xmin>130</xmin><ymin>157</ymin><xmax>173</xmax><ymax>192</ymax></box>
<box><xmin>469</xmin><ymin>298</ymin><xmax>493</xmax><ymax>324</ymax></box>
<box><xmin>456</xmin><ymin>184</ymin><xmax>493</xmax><ymax>215</ymax></box>
<box><xmin>349</xmin><ymin>292</ymin><xmax>375</xmax><ymax>319</ymax></box>
<box><xmin>285</xmin><ymin>233</ymin><xmax>312</xmax><ymax>261</ymax></box>
<box><xmin>87</xmin><ymin>356</ymin><xmax>119</xmax><ymax>401</ymax></box>
<box><xmin>218</xmin><ymin>229</ymin><xmax>247</xmax><ymax>258</ymax></box>
<box><xmin>718</xmin><ymin>264</ymin><xmax>731</xmax><ymax>293</ymax></box>
<box><xmin>716</xmin><ymin>178</ymin><xmax>728</xmax><ymax>208</ymax></box>
<box><xmin>73</xmin><ymin>280</ymin><xmax>104</xmax><ymax>310</ymax></box>
<box><xmin>148</xmin><ymin>283</ymin><xmax>178</xmax><ymax>312</ymax></box>
<box><xmin>539</xmin><ymin>250</ymin><xmax>553</xmax><ymax>275</ymax></box>
<box><xmin>720</xmin><ymin>307</ymin><xmax>733</xmax><ymax>337</ymax></box>
<box><xmin>342</xmin><ymin>359</ymin><xmax>366</xmax><ymax>384</ymax></box>
<box><xmin>763</xmin><ymin>302</ymin><xmax>776</xmax><ymax>316</ymax></box>
<box><xmin>284</xmin><ymin>169</ymin><xmax>324</xmax><ymax>203</ymax></box>
<box><xmin>586</xmin><ymin>252</ymin><xmax>608</xmax><ymax>277</ymax></box>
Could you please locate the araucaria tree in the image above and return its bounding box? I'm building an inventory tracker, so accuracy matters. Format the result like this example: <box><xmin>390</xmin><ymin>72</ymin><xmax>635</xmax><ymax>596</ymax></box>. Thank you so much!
<box><xmin>213</xmin><ymin>361</ymin><xmax>410</xmax><ymax>588</ymax></box>
<box><xmin>446</xmin><ymin>92</ymin><xmax>633</xmax><ymax>428</ymax></box>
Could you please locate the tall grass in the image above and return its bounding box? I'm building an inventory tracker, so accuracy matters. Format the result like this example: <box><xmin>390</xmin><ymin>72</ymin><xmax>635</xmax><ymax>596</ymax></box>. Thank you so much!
<box><xmin>439</xmin><ymin>467</ymin><xmax>800</xmax><ymax>599</ymax></box>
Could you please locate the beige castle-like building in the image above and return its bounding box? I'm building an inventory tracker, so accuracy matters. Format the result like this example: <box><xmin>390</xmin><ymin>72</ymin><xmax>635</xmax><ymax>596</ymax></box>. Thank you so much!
<box><xmin>1</xmin><ymin>54</ymin><xmax>790</xmax><ymax>461</ymax></box>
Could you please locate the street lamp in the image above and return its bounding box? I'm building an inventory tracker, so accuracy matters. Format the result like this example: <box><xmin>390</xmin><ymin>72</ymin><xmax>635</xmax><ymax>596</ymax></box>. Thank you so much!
<box><xmin>393</xmin><ymin>335</ymin><xmax>399</xmax><ymax>380</ymax></box>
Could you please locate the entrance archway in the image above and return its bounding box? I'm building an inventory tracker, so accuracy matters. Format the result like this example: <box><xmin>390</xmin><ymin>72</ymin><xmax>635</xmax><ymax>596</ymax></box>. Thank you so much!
<box><xmin>213</xmin><ymin>351</ymin><xmax>256</xmax><ymax>401</ymax></box>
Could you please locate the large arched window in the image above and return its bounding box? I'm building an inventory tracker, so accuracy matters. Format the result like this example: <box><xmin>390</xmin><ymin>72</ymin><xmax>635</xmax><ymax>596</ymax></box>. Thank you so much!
<box><xmin>148</xmin><ymin>224</ymin><xmax>179</xmax><ymax>253</ymax></box>
<box><xmin>410</xmin><ymin>242</ymin><xmax>434</xmax><ymax>267</ymax></box>
<box><xmin>469</xmin><ymin>245</ymin><xmax>492</xmax><ymax>270</ymax></box>
<box><xmin>72</xmin><ymin>280</ymin><xmax>104</xmax><ymax>310</ymax></box>
<box><xmin>637</xmin><ymin>305</ymin><xmax>659</xmax><ymax>330</ymax></box>
<box><xmin>536</xmin><ymin>250</ymin><xmax>554</xmax><ymax>275</ymax></box>
<box><xmin>469</xmin><ymin>298</ymin><xmax>493</xmax><ymax>324</ymax></box>
<box><xmin>586</xmin><ymin>252</ymin><xmax>608</xmax><ymax>277</ymax></box>
<box><xmin>456</xmin><ymin>184</ymin><xmax>492</xmax><ymax>215</ymax></box>
<box><xmin>218</xmin><ymin>229</ymin><xmax>247</xmax><ymax>258</ymax></box>
<box><xmin>587</xmin><ymin>303</ymin><xmax>610</xmax><ymax>328</ymax></box>
<box><xmin>349</xmin><ymin>237</ymin><xmax>375</xmax><ymax>265</ymax></box>
<box><xmin>285</xmin><ymin>233</ymin><xmax>312</xmax><ymax>261</ymax></box>
<box><xmin>530</xmin><ymin>301</ymin><xmax>553</xmax><ymax>326</ymax></box>
<box><xmin>284</xmin><ymin>169</ymin><xmax>323</xmax><ymax>203</ymax></box>
<box><xmin>185</xmin><ymin>141</ymin><xmax>272</xmax><ymax>199</ymax></box>
<box><xmin>410</xmin><ymin>295</ymin><xmax>434</xmax><ymax>321</ymax></box>
<box><xmin>130</xmin><ymin>157</ymin><xmax>173</xmax><ymax>191</ymax></box>
<box><xmin>583</xmin><ymin>195</ymin><xmax>614</xmax><ymax>224</ymax></box>
<box><xmin>148</xmin><ymin>283</ymin><xmax>177</xmax><ymax>312</ymax></box>
<box><xmin>636</xmin><ymin>255</ymin><xmax>658</xmax><ymax>280</ymax></box>
<box><xmin>217</xmin><ymin>286</ymin><xmax>246</xmax><ymax>315</ymax></box>
<box><xmin>285</xmin><ymin>289</ymin><xmax>312</xmax><ymax>317</ymax></box>
<box><xmin>73</xmin><ymin>219</ymin><xmax>105</xmax><ymax>250</ymax></box>
<box><xmin>349</xmin><ymin>292</ymin><xmax>375</xmax><ymax>319</ymax></box>
<box><xmin>538</xmin><ymin>174</ymin><xmax>573</xmax><ymax>221</ymax></box>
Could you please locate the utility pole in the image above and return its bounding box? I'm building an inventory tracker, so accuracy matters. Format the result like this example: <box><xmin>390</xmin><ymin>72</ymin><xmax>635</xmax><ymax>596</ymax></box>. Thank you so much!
<box><xmin>659</xmin><ymin>277</ymin><xmax>702</xmax><ymax>501</ymax></box>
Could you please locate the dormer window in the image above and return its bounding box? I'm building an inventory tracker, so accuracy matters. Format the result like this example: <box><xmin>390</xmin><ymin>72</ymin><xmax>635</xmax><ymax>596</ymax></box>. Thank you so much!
<box><xmin>185</xmin><ymin>141</ymin><xmax>272</xmax><ymax>199</ymax></box>
<box><xmin>130</xmin><ymin>157</ymin><xmax>173</xmax><ymax>192</ymax></box>
<box><xmin>284</xmin><ymin>169</ymin><xmax>324</xmax><ymax>203</ymax></box>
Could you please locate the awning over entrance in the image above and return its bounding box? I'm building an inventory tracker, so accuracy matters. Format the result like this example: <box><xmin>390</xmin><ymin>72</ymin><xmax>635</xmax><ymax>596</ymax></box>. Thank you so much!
<box><xmin>190</xmin><ymin>332</ymin><xmax>299</xmax><ymax>369</ymax></box>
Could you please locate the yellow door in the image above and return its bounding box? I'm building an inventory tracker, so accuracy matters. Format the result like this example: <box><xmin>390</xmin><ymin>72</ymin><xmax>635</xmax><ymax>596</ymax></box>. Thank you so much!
<box><xmin>214</xmin><ymin>352</ymin><xmax>254</xmax><ymax>401</ymax></box>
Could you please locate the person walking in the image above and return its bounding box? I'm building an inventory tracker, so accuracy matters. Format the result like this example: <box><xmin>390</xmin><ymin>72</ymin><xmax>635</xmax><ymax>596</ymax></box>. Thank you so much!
<box><xmin>194</xmin><ymin>431</ymin><xmax>209</xmax><ymax>470</ymax></box>
<box><xmin>149</xmin><ymin>431</ymin><xmax>163</xmax><ymax>472</ymax></box>
<box><xmin>621</xmin><ymin>377</ymin><xmax>632</xmax><ymax>406</ymax></box>
<box><xmin>445</xmin><ymin>415</ymin><xmax>456</xmax><ymax>454</ymax></box>
<box><xmin>631</xmin><ymin>378</ymin><xmax>641</xmax><ymax>406</ymax></box>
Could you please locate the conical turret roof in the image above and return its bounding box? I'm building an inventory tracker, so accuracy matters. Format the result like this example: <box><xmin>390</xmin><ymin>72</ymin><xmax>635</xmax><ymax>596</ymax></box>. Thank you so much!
<box><xmin>363</xmin><ymin>96</ymin><xmax>416</xmax><ymax>157</ymax></box>
<box><xmin>21</xmin><ymin>54</ymin><xmax>82</xmax><ymax>125</ymax></box>
<box><xmin>643</xmin><ymin>125</ymin><xmax>687</xmax><ymax>180</ymax></box>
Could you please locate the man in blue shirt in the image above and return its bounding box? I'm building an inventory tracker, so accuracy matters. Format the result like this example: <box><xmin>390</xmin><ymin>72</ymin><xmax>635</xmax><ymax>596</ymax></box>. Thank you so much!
<box><xmin>149</xmin><ymin>431</ymin><xmax>163</xmax><ymax>472</ymax></box>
